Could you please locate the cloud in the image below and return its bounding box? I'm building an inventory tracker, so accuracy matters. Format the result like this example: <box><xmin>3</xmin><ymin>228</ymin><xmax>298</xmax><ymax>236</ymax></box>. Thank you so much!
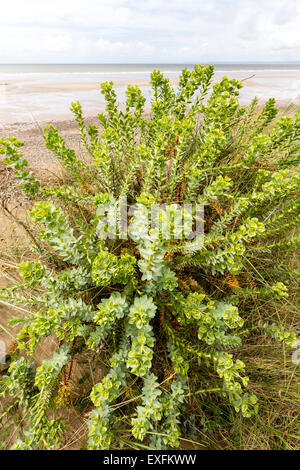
<box><xmin>40</xmin><ymin>35</ymin><xmax>72</xmax><ymax>53</ymax></box>
<box><xmin>0</xmin><ymin>0</ymin><xmax>299</xmax><ymax>63</ymax></box>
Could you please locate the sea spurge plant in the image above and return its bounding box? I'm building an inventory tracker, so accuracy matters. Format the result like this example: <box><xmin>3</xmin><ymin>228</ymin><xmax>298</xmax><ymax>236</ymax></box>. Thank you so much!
<box><xmin>0</xmin><ymin>64</ymin><xmax>299</xmax><ymax>450</ymax></box>
<box><xmin>259</xmin><ymin>321</ymin><xmax>296</xmax><ymax>347</ymax></box>
<box><xmin>0</xmin><ymin>357</ymin><xmax>34</xmax><ymax>404</ymax></box>
<box><xmin>92</xmin><ymin>249</ymin><xmax>136</xmax><ymax>286</ymax></box>
<box><xmin>131</xmin><ymin>373</ymin><xmax>163</xmax><ymax>441</ymax></box>
<box><xmin>31</xmin><ymin>201</ymin><xmax>88</xmax><ymax>263</ymax></box>
<box><xmin>34</xmin><ymin>344</ymin><xmax>70</xmax><ymax>390</ymax></box>
<box><xmin>0</xmin><ymin>137</ymin><xmax>41</xmax><ymax>195</ymax></box>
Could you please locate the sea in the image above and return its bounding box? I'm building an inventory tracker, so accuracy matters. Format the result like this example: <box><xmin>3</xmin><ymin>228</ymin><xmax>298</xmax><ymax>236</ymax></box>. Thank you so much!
<box><xmin>0</xmin><ymin>63</ymin><xmax>299</xmax><ymax>125</ymax></box>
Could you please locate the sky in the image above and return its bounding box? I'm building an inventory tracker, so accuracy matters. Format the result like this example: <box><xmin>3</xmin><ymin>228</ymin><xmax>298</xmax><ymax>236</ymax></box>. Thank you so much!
<box><xmin>0</xmin><ymin>0</ymin><xmax>299</xmax><ymax>64</ymax></box>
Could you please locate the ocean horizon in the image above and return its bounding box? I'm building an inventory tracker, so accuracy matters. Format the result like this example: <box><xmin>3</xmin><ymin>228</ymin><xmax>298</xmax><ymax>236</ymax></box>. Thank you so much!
<box><xmin>1</xmin><ymin>63</ymin><xmax>300</xmax><ymax>74</ymax></box>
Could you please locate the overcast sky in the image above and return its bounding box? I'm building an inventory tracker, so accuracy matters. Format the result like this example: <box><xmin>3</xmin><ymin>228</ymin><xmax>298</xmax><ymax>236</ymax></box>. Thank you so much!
<box><xmin>0</xmin><ymin>0</ymin><xmax>299</xmax><ymax>64</ymax></box>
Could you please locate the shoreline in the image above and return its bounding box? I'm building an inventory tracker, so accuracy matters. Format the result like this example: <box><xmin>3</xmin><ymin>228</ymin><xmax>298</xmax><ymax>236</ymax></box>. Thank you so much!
<box><xmin>1</xmin><ymin>67</ymin><xmax>300</xmax><ymax>126</ymax></box>
<box><xmin>0</xmin><ymin>99</ymin><xmax>299</xmax><ymax>172</ymax></box>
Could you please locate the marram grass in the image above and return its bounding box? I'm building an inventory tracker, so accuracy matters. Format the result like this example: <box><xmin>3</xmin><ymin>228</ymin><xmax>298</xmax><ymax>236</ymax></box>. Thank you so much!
<box><xmin>0</xmin><ymin>64</ymin><xmax>299</xmax><ymax>450</ymax></box>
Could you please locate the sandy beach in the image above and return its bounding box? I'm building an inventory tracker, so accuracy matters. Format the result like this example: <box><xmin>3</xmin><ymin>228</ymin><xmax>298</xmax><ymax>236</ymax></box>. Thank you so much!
<box><xmin>0</xmin><ymin>64</ymin><xmax>299</xmax><ymax>176</ymax></box>
<box><xmin>0</xmin><ymin>115</ymin><xmax>100</xmax><ymax>174</ymax></box>
<box><xmin>1</xmin><ymin>65</ymin><xmax>300</xmax><ymax>126</ymax></box>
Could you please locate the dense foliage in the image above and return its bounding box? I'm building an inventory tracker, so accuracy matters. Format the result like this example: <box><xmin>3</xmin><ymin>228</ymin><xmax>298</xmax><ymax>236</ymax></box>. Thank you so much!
<box><xmin>0</xmin><ymin>64</ymin><xmax>299</xmax><ymax>450</ymax></box>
